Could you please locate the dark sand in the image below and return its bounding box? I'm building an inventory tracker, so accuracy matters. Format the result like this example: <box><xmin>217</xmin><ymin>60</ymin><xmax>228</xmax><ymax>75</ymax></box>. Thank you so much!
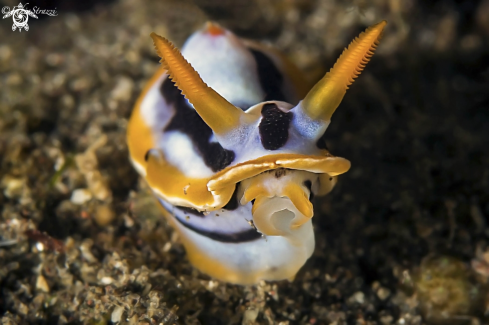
<box><xmin>1</xmin><ymin>0</ymin><xmax>489</xmax><ymax>324</ymax></box>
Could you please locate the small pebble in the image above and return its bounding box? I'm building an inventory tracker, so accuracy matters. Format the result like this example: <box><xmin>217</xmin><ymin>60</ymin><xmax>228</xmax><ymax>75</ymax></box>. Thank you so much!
<box><xmin>242</xmin><ymin>308</ymin><xmax>259</xmax><ymax>325</ymax></box>
<box><xmin>36</xmin><ymin>275</ymin><xmax>50</xmax><ymax>293</ymax></box>
<box><xmin>6</xmin><ymin>73</ymin><xmax>22</xmax><ymax>86</ymax></box>
<box><xmin>101</xmin><ymin>276</ymin><xmax>115</xmax><ymax>285</ymax></box>
<box><xmin>351</xmin><ymin>291</ymin><xmax>365</xmax><ymax>304</ymax></box>
<box><xmin>94</xmin><ymin>204</ymin><xmax>116</xmax><ymax>227</ymax></box>
<box><xmin>80</xmin><ymin>239</ymin><xmax>97</xmax><ymax>263</ymax></box>
<box><xmin>1</xmin><ymin>176</ymin><xmax>25</xmax><ymax>199</ymax></box>
<box><xmin>71</xmin><ymin>188</ymin><xmax>93</xmax><ymax>205</ymax></box>
<box><xmin>163</xmin><ymin>242</ymin><xmax>172</xmax><ymax>253</ymax></box>
<box><xmin>110</xmin><ymin>76</ymin><xmax>134</xmax><ymax>102</ymax></box>
<box><xmin>70</xmin><ymin>77</ymin><xmax>91</xmax><ymax>92</ymax></box>
<box><xmin>377</xmin><ymin>287</ymin><xmax>391</xmax><ymax>301</ymax></box>
<box><xmin>123</xmin><ymin>214</ymin><xmax>134</xmax><ymax>228</ymax></box>
<box><xmin>45</xmin><ymin>53</ymin><xmax>64</xmax><ymax>67</ymax></box>
<box><xmin>111</xmin><ymin>305</ymin><xmax>124</xmax><ymax>323</ymax></box>
<box><xmin>0</xmin><ymin>45</ymin><xmax>12</xmax><ymax>62</ymax></box>
<box><xmin>380</xmin><ymin>314</ymin><xmax>393</xmax><ymax>325</ymax></box>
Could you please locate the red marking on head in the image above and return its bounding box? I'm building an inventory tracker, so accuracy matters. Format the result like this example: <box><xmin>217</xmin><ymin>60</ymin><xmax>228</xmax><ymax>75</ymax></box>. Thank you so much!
<box><xmin>205</xmin><ymin>22</ymin><xmax>225</xmax><ymax>36</ymax></box>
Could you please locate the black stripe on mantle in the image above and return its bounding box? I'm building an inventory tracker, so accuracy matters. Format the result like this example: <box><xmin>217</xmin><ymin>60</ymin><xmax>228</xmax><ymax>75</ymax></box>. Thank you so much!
<box><xmin>160</xmin><ymin>77</ymin><xmax>235</xmax><ymax>172</ymax></box>
<box><xmin>159</xmin><ymin>200</ymin><xmax>262</xmax><ymax>243</ymax></box>
<box><xmin>248</xmin><ymin>48</ymin><xmax>286</xmax><ymax>102</ymax></box>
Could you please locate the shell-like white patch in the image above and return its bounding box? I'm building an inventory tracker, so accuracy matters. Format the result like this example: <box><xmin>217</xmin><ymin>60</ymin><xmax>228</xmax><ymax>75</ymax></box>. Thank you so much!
<box><xmin>140</xmin><ymin>74</ymin><xmax>175</xmax><ymax>134</ymax></box>
<box><xmin>181</xmin><ymin>30</ymin><xmax>265</xmax><ymax>108</ymax></box>
<box><xmin>161</xmin><ymin>131</ymin><xmax>215</xmax><ymax>178</ymax></box>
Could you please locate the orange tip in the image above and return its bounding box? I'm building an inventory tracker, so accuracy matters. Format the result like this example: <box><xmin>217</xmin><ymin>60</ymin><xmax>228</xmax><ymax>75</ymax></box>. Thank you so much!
<box><xmin>205</xmin><ymin>22</ymin><xmax>225</xmax><ymax>36</ymax></box>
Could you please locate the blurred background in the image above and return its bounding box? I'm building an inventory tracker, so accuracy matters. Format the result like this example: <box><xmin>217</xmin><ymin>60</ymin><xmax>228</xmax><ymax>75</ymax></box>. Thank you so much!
<box><xmin>1</xmin><ymin>0</ymin><xmax>489</xmax><ymax>324</ymax></box>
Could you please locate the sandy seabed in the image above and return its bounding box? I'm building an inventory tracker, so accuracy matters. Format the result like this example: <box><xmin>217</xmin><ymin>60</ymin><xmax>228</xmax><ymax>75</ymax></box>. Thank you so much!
<box><xmin>1</xmin><ymin>0</ymin><xmax>489</xmax><ymax>324</ymax></box>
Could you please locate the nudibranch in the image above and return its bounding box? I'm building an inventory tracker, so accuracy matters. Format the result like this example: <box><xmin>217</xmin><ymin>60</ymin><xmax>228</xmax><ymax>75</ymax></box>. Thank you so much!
<box><xmin>127</xmin><ymin>21</ymin><xmax>386</xmax><ymax>284</ymax></box>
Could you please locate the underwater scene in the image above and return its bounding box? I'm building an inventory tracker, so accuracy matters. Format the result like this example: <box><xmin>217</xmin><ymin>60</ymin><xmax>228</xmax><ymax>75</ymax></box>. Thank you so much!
<box><xmin>1</xmin><ymin>0</ymin><xmax>489</xmax><ymax>324</ymax></box>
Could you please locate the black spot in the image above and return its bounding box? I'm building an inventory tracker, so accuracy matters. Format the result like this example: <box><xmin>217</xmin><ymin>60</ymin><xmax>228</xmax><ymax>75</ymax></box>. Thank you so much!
<box><xmin>222</xmin><ymin>186</ymin><xmax>239</xmax><ymax>211</ymax></box>
<box><xmin>259</xmin><ymin>103</ymin><xmax>293</xmax><ymax>150</ymax></box>
<box><xmin>161</xmin><ymin>78</ymin><xmax>235</xmax><ymax>172</ymax></box>
<box><xmin>249</xmin><ymin>49</ymin><xmax>286</xmax><ymax>101</ymax></box>
<box><xmin>175</xmin><ymin>206</ymin><xmax>205</xmax><ymax>217</ymax></box>
<box><xmin>144</xmin><ymin>150</ymin><xmax>150</xmax><ymax>162</ymax></box>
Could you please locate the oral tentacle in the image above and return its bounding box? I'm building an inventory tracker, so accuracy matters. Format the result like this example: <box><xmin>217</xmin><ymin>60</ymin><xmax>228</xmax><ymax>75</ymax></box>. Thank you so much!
<box><xmin>283</xmin><ymin>182</ymin><xmax>313</xmax><ymax>219</ymax></box>
<box><xmin>238</xmin><ymin>170</ymin><xmax>317</xmax><ymax>242</ymax></box>
<box><xmin>251</xmin><ymin>196</ymin><xmax>310</xmax><ymax>246</ymax></box>
<box><xmin>241</xmin><ymin>183</ymin><xmax>267</xmax><ymax>205</ymax></box>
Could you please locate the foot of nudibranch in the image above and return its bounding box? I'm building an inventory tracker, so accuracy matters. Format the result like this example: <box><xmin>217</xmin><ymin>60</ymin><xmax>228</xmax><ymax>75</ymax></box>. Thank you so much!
<box><xmin>171</xmin><ymin>213</ymin><xmax>315</xmax><ymax>284</ymax></box>
<box><xmin>156</xmin><ymin>191</ymin><xmax>315</xmax><ymax>285</ymax></box>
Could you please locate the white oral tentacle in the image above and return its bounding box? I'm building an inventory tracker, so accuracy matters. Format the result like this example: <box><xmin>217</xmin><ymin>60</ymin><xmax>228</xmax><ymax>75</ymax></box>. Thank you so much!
<box><xmin>252</xmin><ymin>197</ymin><xmax>311</xmax><ymax>246</ymax></box>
